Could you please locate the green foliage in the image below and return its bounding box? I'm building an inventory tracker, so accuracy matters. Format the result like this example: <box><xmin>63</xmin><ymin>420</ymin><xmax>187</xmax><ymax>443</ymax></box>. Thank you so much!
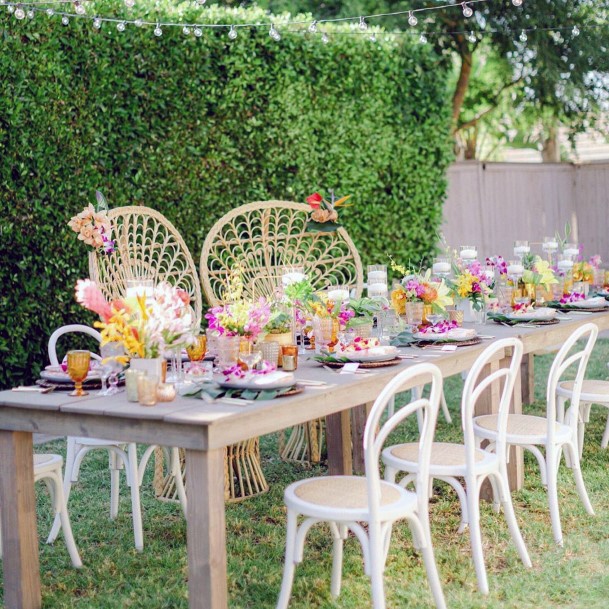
<box><xmin>0</xmin><ymin>2</ymin><xmax>452</xmax><ymax>389</ymax></box>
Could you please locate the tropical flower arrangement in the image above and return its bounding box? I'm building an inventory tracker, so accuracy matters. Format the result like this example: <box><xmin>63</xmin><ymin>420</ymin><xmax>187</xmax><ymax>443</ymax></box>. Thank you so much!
<box><xmin>75</xmin><ymin>279</ymin><xmax>195</xmax><ymax>358</ymax></box>
<box><xmin>68</xmin><ymin>191</ymin><xmax>115</xmax><ymax>254</ymax></box>
<box><xmin>205</xmin><ymin>298</ymin><xmax>271</xmax><ymax>340</ymax></box>
<box><xmin>486</xmin><ymin>256</ymin><xmax>508</xmax><ymax>277</ymax></box>
<box><xmin>560</xmin><ymin>291</ymin><xmax>586</xmax><ymax>304</ymax></box>
<box><xmin>522</xmin><ymin>255</ymin><xmax>558</xmax><ymax>287</ymax></box>
<box><xmin>220</xmin><ymin>360</ymin><xmax>277</xmax><ymax>381</ymax></box>
<box><xmin>572</xmin><ymin>261</ymin><xmax>594</xmax><ymax>282</ymax></box>
<box><xmin>344</xmin><ymin>297</ymin><xmax>385</xmax><ymax>329</ymax></box>
<box><xmin>417</xmin><ymin>320</ymin><xmax>459</xmax><ymax>335</ymax></box>
<box><xmin>305</xmin><ymin>190</ymin><xmax>353</xmax><ymax>233</ymax></box>
<box><xmin>339</xmin><ymin>336</ymin><xmax>380</xmax><ymax>352</ymax></box>
<box><xmin>511</xmin><ymin>302</ymin><xmax>536</xmax><ymax>314</ymax></box>
<box><xmin>389</xmin><ymin>266</ymin><xmax>453</xmax><ymax>316</ymax></box>
<box><xmin>449</xmin><ymin>261</ymin><xmax>493</xmax><ymax>311</ymax></box>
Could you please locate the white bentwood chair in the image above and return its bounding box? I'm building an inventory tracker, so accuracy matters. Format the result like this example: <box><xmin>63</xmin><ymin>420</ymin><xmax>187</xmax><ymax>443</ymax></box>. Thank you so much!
<box><xmin>46</xmin><ymin>325</ymin><xmax>169</xmax><ymax>552</ymax></box>
<box><xmin>276</xmin><ymin>363</ymin><xmax>447</xmax><ymax>609</ymax></box>
<box><xmin>1</xmin><ymin>454</ymin><xmax>82</xmax><ymax>568</ymax></box>
<box><xmin>473</xmin><ymin>323</ymin><xmax>598</xmax><ymax>546</ymax></box>
<box><xmin>382</xmin><ymin>338</ymin><xmax>531</xmax><ymax>594</ymax></box>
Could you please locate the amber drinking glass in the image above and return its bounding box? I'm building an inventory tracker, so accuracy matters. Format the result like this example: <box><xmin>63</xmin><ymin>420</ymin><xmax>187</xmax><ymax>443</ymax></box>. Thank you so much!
<box><xmin>186</xmin><ymin>335</ymin><xmax>207</xmax><ymax>362</ymax></box>
<box><xmin>67</xmin><ymin>350</ymin><xmax>91</xmax><ymax>397</ymax></box>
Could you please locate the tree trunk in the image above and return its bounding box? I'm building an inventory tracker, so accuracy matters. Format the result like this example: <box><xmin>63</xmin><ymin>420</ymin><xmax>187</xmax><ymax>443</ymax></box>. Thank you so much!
<box><xmin>541</xmin><ymin>126</ymin><xmax>560</xmax><ymax>162</ymax></box>
<box><xmin>452</xmin><ymin>43</ymin><xmax>473</xmax><ymax>131</ymax></box>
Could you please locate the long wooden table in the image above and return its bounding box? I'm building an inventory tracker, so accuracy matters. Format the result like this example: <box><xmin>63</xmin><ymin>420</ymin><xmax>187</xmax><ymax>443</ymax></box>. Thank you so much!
<box><xmin>1</xmin><ymin>311</ymin><xmax>608</xmax><ymax>609</ymax></box>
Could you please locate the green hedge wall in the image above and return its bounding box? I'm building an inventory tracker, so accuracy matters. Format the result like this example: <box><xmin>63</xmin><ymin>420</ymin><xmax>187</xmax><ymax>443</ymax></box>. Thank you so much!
<box><xmin>0</xmin><ymin>3</ymin><xmax>453</xmax><ymax>388</ymax></box>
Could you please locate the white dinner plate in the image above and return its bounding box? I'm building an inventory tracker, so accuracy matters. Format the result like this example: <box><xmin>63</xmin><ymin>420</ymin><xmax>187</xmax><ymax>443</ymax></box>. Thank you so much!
<box><xmin>505</xmin><ymin>307</ymin><xmax>557</xmax><ymax>321</ymax></box>
<box><xmin>569</xmin><ymin>297</ymin><xmax>608</xmax><ymax>309</ymax></box>
<box><xmin>40</xmin><ymin>365</ymin><xmax>102</xmax><ymax>383</ymax></box>
<box><xmin>215</xmin><ymin>371</ymin><xmax>295</xmax><ymax>391</ymax></box>
<box><xmin>341</xmin><ymin>346</ymin><xmax>398</xmax><ymax>362</ymax></box>
<box><xmin>413</xmin><ymin>328</ymin><xmax>477</xmax><ymax>342</ymax></box>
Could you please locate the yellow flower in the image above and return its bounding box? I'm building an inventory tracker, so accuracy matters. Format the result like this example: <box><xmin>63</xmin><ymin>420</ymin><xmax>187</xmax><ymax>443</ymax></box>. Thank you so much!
<box><xmin>533</xmin><ymin>258</ymin><xmax>558</xmax><ymax>287</ymax></box>
<box><xmin>390</xmin><ymin>286</ymin><xmax>407</xmax><ymax>315</ymax></box>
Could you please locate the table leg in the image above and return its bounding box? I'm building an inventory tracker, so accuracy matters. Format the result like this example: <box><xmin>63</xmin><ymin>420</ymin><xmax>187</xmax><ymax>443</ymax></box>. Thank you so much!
<box><xmin>351</xmin><ymin>403</ymin><xmax>373</xmax><ymax>475</ymax></box>
<box><xmin>325</xmin><ymin>410</ymin><xmax>353</xmax><ymax>475</ymax></box>
<box><xmin>0</xmin><ymin>430</ymin><xmax>41</xmax><ymax>609</ymax></box>
<box><xmin>185</xmin><ymin>448</ymin><xmax>227</xmax><ymax>609</ymax></box>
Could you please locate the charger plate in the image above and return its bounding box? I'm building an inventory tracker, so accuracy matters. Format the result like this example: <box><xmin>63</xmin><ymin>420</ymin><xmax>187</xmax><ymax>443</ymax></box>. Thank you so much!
<box><xmin>321</xmin><ymin>357</ymin><xmax>402</xmax><ymax>369</ymax></box>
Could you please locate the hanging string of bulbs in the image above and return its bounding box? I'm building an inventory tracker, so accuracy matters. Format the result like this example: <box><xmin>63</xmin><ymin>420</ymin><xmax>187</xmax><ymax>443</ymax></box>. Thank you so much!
<box><xmin>0</xmin><ymin>0</ymin><xmax>533</xmax><ymax>40</ymax></box>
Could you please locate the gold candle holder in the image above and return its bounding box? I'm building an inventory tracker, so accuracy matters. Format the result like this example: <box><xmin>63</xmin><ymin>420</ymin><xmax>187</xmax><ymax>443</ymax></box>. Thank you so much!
<box><xmin>282</xmin><ymin>355</ymin><xmax>297</xmax><ymax>371</ymax></box>
<box><xmin>137</xmin><ymin>375</ymin><xmax>159</xmax><ymax>407</ymax></box>
<box><xmin>156</xmin><ymin>383</ymin><xmax>176</xmax><ymax>402</ymax></box>
<box><xmin>448</xmin><ymin>310</ymin><xmax>464</xmax><ymax>326</ymax></box>
<box><xmin>186</xmin><ymin>335</ymin><xmax>207</xmax><ymax>362</ymax></box>
<box><xmin>281</xmin><ymin>345</ymin><xmax>298</xmax><ymax>369</ymax></box>
<box><xmin>67</xmin><ymin>350</ymin><xmax>91</xmax><ymax>397</ymax></box>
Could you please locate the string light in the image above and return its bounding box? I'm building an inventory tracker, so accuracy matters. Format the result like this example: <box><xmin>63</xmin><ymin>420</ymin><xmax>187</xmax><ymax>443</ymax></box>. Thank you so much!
<box><xmin>6</xmin><ymin>4</ymin><xmax>14</xmax><ymax>14</ymax></box>
<box><xmin>269</xmin><ymin>23</ymin><xmax>281</xmax><ymax>41</ymax></box>
<box><xmin>407</xmin><ymin>11</ymin><xmax>417</xmax><ymax>27</ymax></box>
<box><xmin>61</xmin><ymin>14</ymin><xmax>68</xmax><ymax>25</ymax></box>
<box><xmin>124</xmin><ymin>0</ymin><xmax>134</xmax><ymax>7</ymax></box>
<box><xmin>45</xmin><ymin>7</ymin><xmax>53</xmax><ymax>16</ymax></box>
<box><xmin>519</xmin><ymin>29</ymin><xmax>527</xmax><ymax>42</ymax></box>
<box><xmin>228</xmin><ymin>24</ymin><xmax>237</xmax><ymax>40</ymax></box>
<box><xmin>359</xmin><ymin>16</ymin><xmax>368</xmax><ymax>31</ymax></box>
<box><xmin>572</xmin><ymin>25</ymin><xmax>580</xmax><ymax>36</ymax></box>
<box><xmin>321</xmin><ymin>32</ymin><xmax>329</xmax><ymax>44</ymax></box>
<box><xmin>308</xmin><ymin>20</ymin><xmax>317</xmax><ymax>33</ymax></box>
<box><xmin>419</xmin><ymin>33</ymin><xmax>427</xmax><ymax>43</ymax></box>
<box><xmin>462</xmin><ymin>3</ymin><xmax>473</xmax><ymax>18</ymax></box>
<box><xmin>467</xmin><ymin>30</ymin><xmax>476</xmax><ymax>42</ymax></box>
<box><xmin>26</xmin><ymin>7</ymin><xmax>33</xmax><ymax>17</ymax></box>
<box><xmin>194</xmin><ymin>26</ymin><xmax>202</xmax><ymax>37</ymax></box>
<box><xmin>73</xmin><ymin>1</ymin><xmax>85</xmax><ymax>15</ymax></box>
<box><xmin>92</xmin><ymin>16</ymin><xmax>101</xmax><ymax>28</ymax></box>
<box><xmin>14</xmin><ymin>5</ymin><xmax>25</xmax><ymax>19</ymax></box>
<box><xmin>182</xmin><ymin>25</ymin><xmax>190</xmax><ymax>35</ymax></box>
<box><xmin>153</xmin><ymin>22</ymin><xmax>162</xmax><ymax>36</ymax></box>
<box><xmin>116</xmin><ymin>20</ymin><xmax>125</xmax><ymax>31</ymax></box>
<box><xmin>512</xmin><ymin>0</ymin><xmax>523</xmax><ymax>5</ymax></box>
<box><xmin>369</xmin><ymin>32</ymin><xmax>377</xmax><ymax>42</ymax></box>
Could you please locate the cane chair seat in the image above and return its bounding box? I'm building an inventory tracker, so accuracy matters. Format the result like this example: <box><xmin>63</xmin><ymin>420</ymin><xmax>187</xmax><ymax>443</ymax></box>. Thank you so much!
<box><xmin>557</xmin><ymin>380</ymin><xmax>609</xmax><ymax>403</ymax></box>
<box><xmin>475</xmin><ymin>413</ymin><xmax>568</xmax><ymax>444</ymax></box>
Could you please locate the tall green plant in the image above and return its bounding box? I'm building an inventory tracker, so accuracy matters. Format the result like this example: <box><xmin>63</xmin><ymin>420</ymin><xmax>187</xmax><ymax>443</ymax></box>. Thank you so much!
<box><xmin>0</xmin><ymin>3</ymin><xmax>452</xmax><ymax>388</ymax></box>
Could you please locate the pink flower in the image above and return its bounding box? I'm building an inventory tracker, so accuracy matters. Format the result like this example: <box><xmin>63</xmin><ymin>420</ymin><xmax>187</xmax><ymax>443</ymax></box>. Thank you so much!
<box><xmin>306</xmin><ymin>193</ymin><xmax>323</xmax><ymax>209</ymax></box>
<box><xmin>589</xmin><ymin>255</ymin><xmax>602</xmax><ymax>269</ymax></box>
<box><xmin>75</xmin><ymin>279</ymin><xmax>113</xmax><ymax>321</ymax></box>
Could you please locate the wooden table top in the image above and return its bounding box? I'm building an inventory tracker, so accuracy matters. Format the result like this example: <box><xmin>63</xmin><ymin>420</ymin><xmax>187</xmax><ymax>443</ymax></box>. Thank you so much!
<box><xmin>1</xmin><ymin>311</ymin><xmax>608</xmax><ymax>451</ymax></box>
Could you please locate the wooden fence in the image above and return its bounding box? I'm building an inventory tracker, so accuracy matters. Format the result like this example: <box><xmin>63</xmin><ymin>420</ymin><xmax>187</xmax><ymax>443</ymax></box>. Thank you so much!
<box><xmin>442</xmin><ymin>161</ymin><xmax>609</xmax><ymax>261</ymax></box>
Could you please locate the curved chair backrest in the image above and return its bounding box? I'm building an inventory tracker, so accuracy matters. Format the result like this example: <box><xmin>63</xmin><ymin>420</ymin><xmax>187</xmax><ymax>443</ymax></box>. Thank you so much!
<box><xmin>462</xmin><ymin>338</ymin><xmax>524</xmax><ymax>470</ymax></box>
<box><xmin>200</xmin><ymin>201</ymin><xmax>364</xmax><ymax>305</ymax></box>
<box><xmin>547</xmin><ymin>323</ymin><xmax>598</xmax><ymax>442</ymax></box>
<box><xmin>88</xmin><ymin>206</ymin><xmax>202</xmax><ymax>324</ymax></box>
<box><xmin>48</xmin><ymin>324</ymin><xmax>102</xmax><ymax>366</ymax></box>
<box><xmin>364</xmin><ymin>363</ymin><xmax>443</xmax><ymax>525</ymax></box>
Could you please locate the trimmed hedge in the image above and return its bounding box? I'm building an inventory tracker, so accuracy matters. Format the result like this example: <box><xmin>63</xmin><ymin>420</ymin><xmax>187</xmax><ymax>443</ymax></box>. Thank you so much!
<box><xmin>0</xmin><ymin>3</ymin><xmax>453</xmax><ymax>388</ymax></box>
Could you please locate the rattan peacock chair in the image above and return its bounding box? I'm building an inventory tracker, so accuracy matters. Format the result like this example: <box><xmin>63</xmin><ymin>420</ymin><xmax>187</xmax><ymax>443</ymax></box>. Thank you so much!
<box><xmin>200</xmin><ymin>200</ymin><xmax>364</xmax><ymax>466</ymax></box>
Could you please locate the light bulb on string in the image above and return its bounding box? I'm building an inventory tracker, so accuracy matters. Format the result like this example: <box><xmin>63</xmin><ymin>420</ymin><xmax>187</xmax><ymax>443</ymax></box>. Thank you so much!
<box><xmin>154</xmin><ymin>23</ymin><xmax>162</xmax><ymax>36</ymax></box>
<box><xmin>369</xmin><ymin>33</ymin><xmax>376</xmax><ymax>42</ymax></box>
<box><xmin>308</xmin><ymin>20</ymin><xmax>317</xmax><ymax>33</ymax></box>
<box><xmin>183</xmin><ymin>26</ymin><xmax>191</xmax><ymax>35</ymax></box>
<box><xmin>74</xmin><ymin>2</ymin><xmax>86</xmax><ymax>15</ymax></box>
<box><xmin>467</xmin><ymin>30</ymin><xmax>476</xmax><ymax>43</ymax></box>
<box><xmin>407</xmin><ymin>11</ymin><xmax>417</xmax><ymax>27</ymax></box>
<box><xmin>6</xmin><ymin>4</ymin><xmax>14</xmax><ymax>13</ymax></box>
<box><xmin>321</xmin><ymin>32</ymin><xmax>329</xmax><ymax>44</ymax></box>
<box><xmin>194</xmin><ymin>27</ymin><xmax>202</xmax><ymax>37</ymax></box>
<box><xmin>462</xmin><ymin>3</ymin><xmax>473</xmax><ymax>18</ymax></box>
<box><xmin>196</xmin><ymin>0</ymin><xmax>206</xmax><ymax>5</ymax></box>
<box><xmin>519</xmin><ymin>29</ymin><xmax>527</xmax><ymax>42</ymax></box>
<box><xmin>228</xmin><ymin>25</ymin><xmax>237</xmax><ymax>40</ymax></box>
<box><xmin>124</xmin><ymin>0</ymin><xmax>135</xmax><ymax>7</ymax></box>
<box><xmin>93</xmin><ymin>17</ymin><xmax>101</xmax><ymax>29</ymax></box>
<box><xmin>269</xmin><ymin>23</ymin><xmax>280</xmax><ymax>41</ymax></box>
<box><xmin>134</xmin><ymin>18</ymin><xmax>143</xmax><ymax>27</ymax></box>
<box><xmin>61</xmin><ymin>15</ymin><xmax>69</xmax><ymax>25</ymax></box>
<box><xmin>26</xmin><ymin>8</ymin><xmax>34</xmax><ymax>18</ymax></box>
<box><xmin>572</xmin><ymin>25</ymin><xmax>580</xmax><ymax>36</ymax></box>
<box><xmin>419</xmin><ymin>33</ymin><xmax>427</xmax><ymax>44</ymax></box>
<box><xmin>512</xmin><ymin>0</ymin><xmax>523</xmax><ymax>6</ymax></box>
<box><xmin>359</xmin><ymin>16</ymin><xmax>368</xmax><ymax>31</ymax></box>
<box><xmin>14</xmin><ymin>5</ymin><xmax>25</xmax><ymax>19</ymax></box>
<box><xmin>117</xmin><ymin>21</ymin><xmax>126</xmax><ymax>32</ymax></box>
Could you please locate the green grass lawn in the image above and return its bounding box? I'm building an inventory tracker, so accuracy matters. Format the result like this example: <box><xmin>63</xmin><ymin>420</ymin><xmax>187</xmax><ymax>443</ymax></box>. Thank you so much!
<box><xmin>2</xmin><ymin>340</ymin><xmax>609</xmax><ymax>608</ymax></box>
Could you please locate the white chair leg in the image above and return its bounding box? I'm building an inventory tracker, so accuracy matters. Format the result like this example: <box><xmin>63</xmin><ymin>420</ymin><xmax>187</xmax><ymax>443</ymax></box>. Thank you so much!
<box><xmin>47</xmin><ymin>470</ymin><xmax>83</xmax><ymax>568</ymax></box>
<box><xmin>367</xmin><ymin>522</ymin><xmax>386</xmax><ymax>609</ymax></box>
<box><xmin>601</xmin><ymin>410</ymin><xmax>609</xmax><ymax>449</ymax></box>
<box><xmin>577</xmin><ymin>403</ymin><xmax>592</xmax><ymax>459</ymax></box>
<box><xmin>276</xmin><ymin>509</ymin><xmax>299</xmax><ymax>609</ymax></box>
<box><xmin>493</xmin><ymin>470</ymin><xmax>531</xmax><ymax>567</ymax></box>
<box><xmin>329</xmin><ymin>523</ymin><xmax>346</xmax><ymax>598</ymax></box>
<box><xmin>110</xmin><ymin>450</ymin><xmax>120</xmax><ymax>520</ymax></box>
<box><xmin>171</xmin><ymin>447</ymin><xmax>188</xmax><ymax>517</ymax></box>
<box><xmin>465</xmin><ymin>478</ymin><xmax>489</xmax><ymax>595</ymax></box>
<box><xmin>545</xmin><ymin>447</ymin><xmax>563</xmax><ymax>546</ymax></box>
<box><xmin>564</xmin><ymin>442</ymin><xmax>594</xmax><ymax>516</ymax></box>
<box><xmin>127</xmin><ymin>443</ymin><xmax>144</xmax><ymax>552</ymax></box>
<box><xmin>440</xmin><ymin>391</ymin><xmax>452</xmax><ymax>424</ymax></box>
<box><xmin>48</xmin><ymin>438</ymin><xmax>78</xmax><ymax>544</ymax></box>
<box><xmin>556</xmin><ymin>395</ymin><xmax>568</xmax><ymax>423</ymax></box>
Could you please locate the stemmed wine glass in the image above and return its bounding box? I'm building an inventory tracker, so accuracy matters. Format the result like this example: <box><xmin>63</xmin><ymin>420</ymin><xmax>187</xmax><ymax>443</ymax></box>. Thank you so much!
<box><xmin>67</xmin><ymin>350</ymin><xmax>91</xmax><ymax>397</ymax></box>
<box><xmin>98</xmin><ymin>342</ymin><xmax>126</xmax><ymax>396</ymax></box>
<box><xmin>238</xmin><ymin>341</ymin><xmax>262</xmax><ymax>371</ymax></box>
<box><xmin>186</xmin><ymin>335</ymin><xmax>207</xmax><ymax>373</ymax></box>
<box><xmin>513</xmin><ymin>240</ymin><xmax>530</xmax><ymax>260</ymax></box>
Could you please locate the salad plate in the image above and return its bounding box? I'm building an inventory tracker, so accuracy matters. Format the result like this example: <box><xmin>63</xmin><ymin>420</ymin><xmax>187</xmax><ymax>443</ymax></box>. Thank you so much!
<box><xmin>569</xmin><ymin>297</ymin><xmax>608</xmax><ymax>309</ymax></box>
<box><xmin>413</xmin><ymin>327</ymin><xmax>477</xmax><ymax>343</ymax></box>
<box><xmin>215</xmin><ymin>370</ymin><xmax>295</xmax><ymax>391</ymax></box>
<box><xmin>505</xmin><ymin>307</ymin><xmax>557</xmax><ymax>321</ymax></box>
<box><xmin>341</xmin><ymin>346</ymin><xmax>398</xmax><ymax>362</ymax></box>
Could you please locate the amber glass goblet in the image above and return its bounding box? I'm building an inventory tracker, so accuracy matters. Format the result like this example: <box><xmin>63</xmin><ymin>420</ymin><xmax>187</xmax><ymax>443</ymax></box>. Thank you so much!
<box><xmin>67</xmin><ymin>350</ymin><xmax>91</xmax><ymax>397</ymax></box>
<box><xmin>186</xmin><ymin>335</ymin><xmax>207</xmax><ymax>362</ymax></box>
